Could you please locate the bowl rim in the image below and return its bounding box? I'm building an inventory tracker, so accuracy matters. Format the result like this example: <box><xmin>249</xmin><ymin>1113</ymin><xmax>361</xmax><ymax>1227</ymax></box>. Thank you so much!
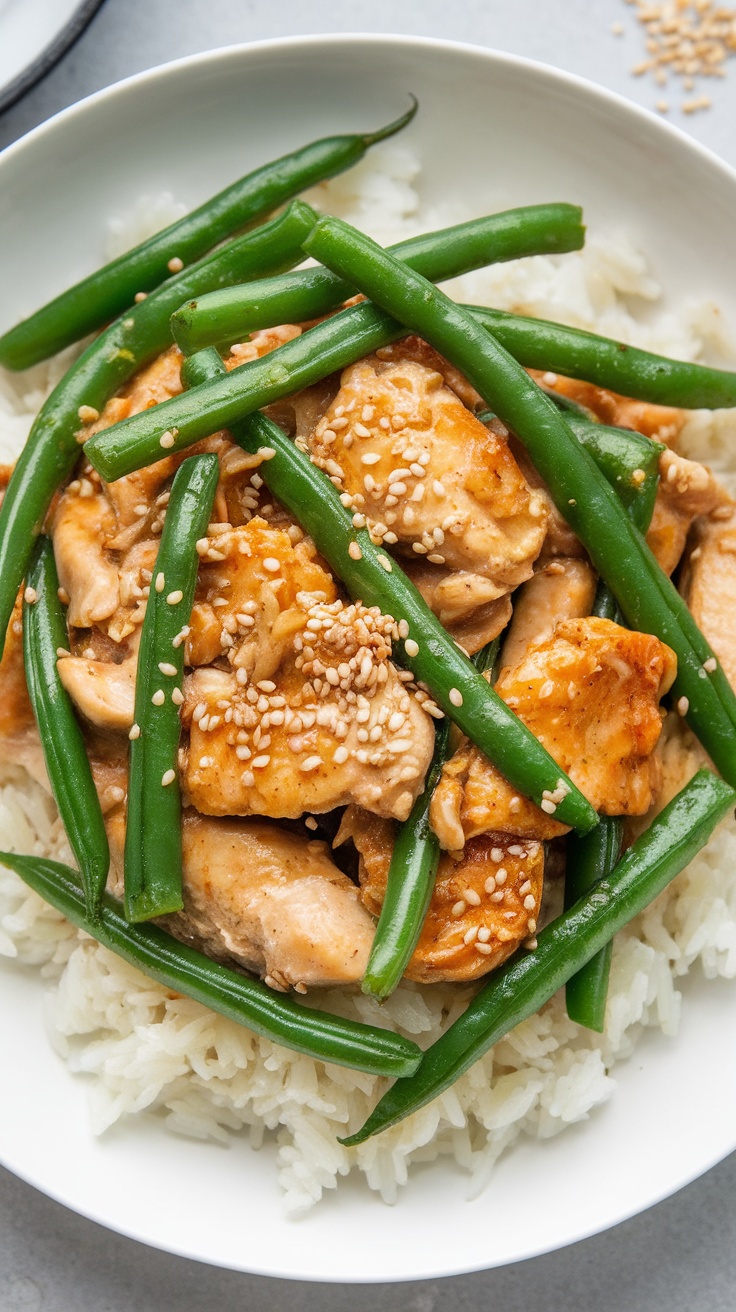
<box><xmin>3</xmin><ymin>28</ymin><xmax>736</xmax><ymax>195</ymax></box>
<box><xmin>1</xmin><ymin>31</ymin><xmax>736</xmax><ymax>1281</ymax></box>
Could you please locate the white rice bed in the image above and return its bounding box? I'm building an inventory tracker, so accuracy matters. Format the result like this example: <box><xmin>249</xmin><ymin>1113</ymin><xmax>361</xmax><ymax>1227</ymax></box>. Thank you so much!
<box><xmin>1</xmin><ymin>145</ymin><xmax>736</xmax><ymax>1215</ymax></box>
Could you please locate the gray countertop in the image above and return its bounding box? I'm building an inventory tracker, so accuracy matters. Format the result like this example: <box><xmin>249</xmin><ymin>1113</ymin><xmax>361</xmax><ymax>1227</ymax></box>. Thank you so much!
<box><xmin>2</xmin><ymin>1</ymin><xmax>736</xmax><ymax>1306</ymax></box>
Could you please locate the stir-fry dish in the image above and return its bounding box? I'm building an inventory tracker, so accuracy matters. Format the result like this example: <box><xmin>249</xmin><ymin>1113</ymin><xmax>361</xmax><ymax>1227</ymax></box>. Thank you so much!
<box><xmin>2</xmin><ymin>102</ymin><xmax>736</xmax><ymax>1151</ymax></box>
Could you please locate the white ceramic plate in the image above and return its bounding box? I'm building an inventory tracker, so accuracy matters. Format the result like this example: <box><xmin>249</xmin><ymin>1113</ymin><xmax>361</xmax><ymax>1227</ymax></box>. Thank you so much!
<box><xmin>1</xmin><ymin>34</ymin><xmax>736</xmax><ymax>1282</ymax></box>
<box><xmin>0</xmin><ymin>0</ymin><xmax>105</xmax><ymax>116</ymax></box>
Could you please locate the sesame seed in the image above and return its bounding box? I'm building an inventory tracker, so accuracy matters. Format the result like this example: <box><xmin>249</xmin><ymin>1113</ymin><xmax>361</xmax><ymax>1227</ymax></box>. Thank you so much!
<box><xmin>484</xmin><ymin>875</ymin><xmax>496</xmax><ymax>894</ymax></box>
<box><xmin>263</xmin><ymin>558</ymin><xmax>280</xmax><ymax>573</ymax></box>
<box><xmin>158</xmin><ymin>661</ymin><xmax>177</xmax><ymax>677</ymax></box>
<box><xmin>128</xmin><ymin>723</ymin><xmax>141</xmax><ymax>740</ymax></box>
<box><xmin>677</xmin><ymin>695</ymin><xmax>690</xmax><ymax>716</ymax></box>
<box><xmin>540</xmin><ymin>798</ymin><xmax>557</xmax><ymax>814</ymax></box>
<box><xmin>523</xmin><ymin>894</ymin><xmax>536</xmax><ymax>911</ymax></box>
<box><xmin>451</xmin><ymin>900</ymin><xmax>466</xmax><ymax>917</ymax></box>
<box><xmin>477</xmin><ymin>926</ymin><xmax>491</xmax><ymax>943</ymax></box>
<box><xmin>377</xmin><ymin>554</ymin><xmax>393</xmax><ymax>572</ymax></box>
<box><xmin>159</xmin><ymin>431</ymin><xmax>175</xmax><ymax>449</ymax></box>
<box><xmin>241</xmin><ymin>771</ymin><xmax>255</xmax><ymax>787</ymax></box>
<box><xmin>464</xmin><ymin>926</ymin><xmax>479</xmax><ymax>945</ymax></box>
<box><xmin>465</xmin><ymin>888</ymin><xmax>481</xmax><ymax>907</ymax></box>
<box><xmin>154</xmin><ymin>572</ymin><xmax>165</xmax><ymax>592</ymax></box>
<box><xmin>171</xmin><ymin>688</ymin><xmax>184</xmax><ymax>706</ymax></box>
<box><xmin>405</xmin><ymin>638</ymin><xmax>419</xmax><ymax>658</ymax></box>
<box><xmin>476</xmin><ymin>943</ymin><xmax>493</xmax><ymax>956</ymax></box>
<box><xmin>152</xmin><ymin>689</ymin><xmax>166</xmax><ymax>706</ymax></box>
<box><xmin>704</xmin><ymin>656</ymin><xmax>718</xmax><ymax>672</ymax></box>
<box><xmin>251</xmin><ymin>754</ymin><xmax>271</xmax><ymax>769</ymax></box>
<box><xmin>77</xmin><ymin>405</ymin><xmax>99</xmax><ymax>423</ymax></box>
<box><xmin>361</xmin><ymin>452</ymin><xmax>381</xmax><ymax>465</ymax></box>
<box><xmin>167</xmin><ymin>256</ymin><xmax>184</xmax><ymax>273</ymax></box>
<box><xmin>354</xmin><ymin>423</ymin><xmax>372</xmax><ymax>438</ymax></box>
<box><xmin>56</xmin><ymin>646</ymin><xmax>71</xmax><ymax>658</ymax></box>
<box><xmin>300</xmin><ymin>755</ymin><xmax>322</xmax><ymax>772</ymax></box>
<box><xmin>334</xmin><ymin>745</ymin><xmax>349</xmax><ymax>764</ymax></box>
<box><xmin>23</xmin><ymin>587</ymin><xmax>37</xmax><ymax>605</ymax></box>
<box><xmin>495</xmin><ymin>867</ymin><xmax>508</xmax><ymax>885</ymax></box>
<box><xmin>348</xmin><ymin>542</ymin><xmax>362</xmax><ymax>560</ymax></box>
<box><xmin>449</xmin><ymin>688</ymin><xmax>463</xmax><ymax>707</ymax></box>
<box><xmin>167</xmin><ymin>590</ymin><xmax>184</xmax><ymax>605</ymax></box>
<box><xmin>134</xmin><ymin>292</ymin><xmax>147</xmax><ymax>303</ymax></box>
<box><xmin>161</xmin><ymin>769</ymin><xmax>176</xmax><ymax>786</ymax></box>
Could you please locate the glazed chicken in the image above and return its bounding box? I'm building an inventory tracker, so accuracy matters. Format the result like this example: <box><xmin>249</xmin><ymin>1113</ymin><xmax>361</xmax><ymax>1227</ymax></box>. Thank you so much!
<box><xmin>0</xmin><ymin>312</ymin><xmax>714</xmax><ymax>1000</ymax></box>
<box><xmin>307</xmin><ymin>354</ymin><xmax>547</xmax><ymax>590</ymax></box>
<box><xmin>431</xmin><ymin>616</ymin><xmax>677</xmax><ymax>851</ymax></box>
<box><xmin>340</xmin><ymin>807</ymin><xmax>543</xmax><ymax>982</ymax></box>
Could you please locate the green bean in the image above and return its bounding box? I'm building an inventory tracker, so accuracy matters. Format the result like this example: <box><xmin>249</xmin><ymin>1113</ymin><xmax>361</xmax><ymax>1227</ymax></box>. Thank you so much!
<box><xmin>0</xmin><ymin>106</ymin><xmax>415</xmax><ymax>371</ymax></box>
<box><xmin>564</xmin><ymin>817</ymin><xmax>623</xmax><ymax>1032</ymax></box>
<box><xmin>466</xmin><ymin>305</ymin><xmax>736</xmax><ymax>409</ymax></box>
<box><xmin>124</xmin><ymin>454</ymin><xmax>219</xmax><ymax>923</ymax></box>
<box><xmin>180</xmin><ymin>348</ymin><xmax>597</xmax><ymax>835</ymax></box>
<box><xmin>341</xmin><ymin>768</ymin><xmax>734</xmax><ymax>1143</ymax></box>
<box><xmin>85</xmin><ymin>209</ymin><xmax>590</xmax><ymax>483</ymax></box>
<box><xmin>0</xmin><ymin>850</ymin><xmax>422</xmax><ymax>1078</ymax></box>
<box><xmin>0</xmin><ymin>200</ymin><xmax>317</xmax><ymax>663</ymax></box>
<box><xmin>170</xmin><ymin>203</ymin><xmax>585</xmax><ymax>353</ymax></box>
<box><xmin>22</xmin><ymin>538</ymin><xmax>109</xmax><ymax>920</ymax></box>
<box><xmin>300</xmin><ymin>216</ymin><xmax>736</xmax><ymax>788</ymax></box>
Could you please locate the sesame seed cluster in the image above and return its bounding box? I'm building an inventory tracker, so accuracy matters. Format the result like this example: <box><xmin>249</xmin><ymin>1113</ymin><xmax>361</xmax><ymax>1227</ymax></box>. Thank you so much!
<box><xmin>619</xmin><ymin>0</ymin><xmax>736</xmax><ymax>113</ymax></box>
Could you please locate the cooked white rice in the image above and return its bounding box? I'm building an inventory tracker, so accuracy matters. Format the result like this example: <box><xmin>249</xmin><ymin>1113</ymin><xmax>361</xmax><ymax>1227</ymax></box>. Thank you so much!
<box><xmin>1</xmin><ymin>146</ymin><xmax>736</xmax><ymax>1215</ymax></box>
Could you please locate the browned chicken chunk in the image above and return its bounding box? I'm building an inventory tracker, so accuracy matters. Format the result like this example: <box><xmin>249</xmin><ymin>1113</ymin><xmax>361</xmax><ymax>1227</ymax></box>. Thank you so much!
<box><xmin>107</xmin><ymin>808</ymin><xmax>374</xmax><ymax>989</ymax></box>
<box><xmin>182</xmin><ymin>518</ymin><xmax>434</xmax><ymax>821</ymax></box>
<box><xmin>431</xmin><ymin>616</ymin><xmax>677</xmax><ymax>850</ymax></box>
<box><xmin>341</xmin><ymin>807</ymin><xmax>543</xmax><ymax>982</ymax></box>
<box><xmin>307</xmin><ymin>355</ymin><xmax>546</xmax><ymax>590</ymax></box>
<box><xmin>680</xmin><ymin>505</ymin><xmax>736</xmax><ymax>690</ymax></box>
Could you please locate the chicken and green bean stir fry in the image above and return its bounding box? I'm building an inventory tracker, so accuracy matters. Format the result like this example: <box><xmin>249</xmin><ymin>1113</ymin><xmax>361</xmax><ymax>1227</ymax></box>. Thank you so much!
<box><xmin>1</xmin><ymin>105</ymin><xmax>736</xmax><ymax>1139</ymax></box>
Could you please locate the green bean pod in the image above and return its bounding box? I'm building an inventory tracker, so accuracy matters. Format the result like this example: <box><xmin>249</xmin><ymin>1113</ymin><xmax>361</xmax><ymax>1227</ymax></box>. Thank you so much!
<box><xmin>0</xmin><ymin>201</ymin><xmax>317</xmax><ymax>663</ymax></box>
<box><xmin>85</xmin><ymin>207</ymin><xmax>588</xmax><ymax>483</ymax></box>
<box><xmin>362</xmin><ymin>721</ymin><xmax>451</xmax><ymax>1001</ymax></box>
<box><xmin>564</xmin><ymin>817</ymin><xmax>624</xmax><ymax>1032</ymax></box>
<box><xmin>0</xmin><ymin>105</ymin><xmax>416</xmax><ymax>371</ymax></box>
<box><xmin>170</xmin><ymin>203</ymin><xmax>585</xmax><ymax>352</ymax></box>
<box><xmin>180</xmin><ymin>348</ymin><xmax>597</xmax><ymax>835</ymax></box>
<box><xmin>22</xmin><ymin>538</ymin><xmax>110</xmax><ymax>920</ymax></box>
<box><xmin>300</xmin><ymin>216</ymin><xmax>736</xmax><ymax>788</ymax></box>
<box><xmin>341</xmin><ymin>768</ymin><xmax>735</xmax><ymax>1144</ymax></box>
<box><xmin>0</xmin><ymin>850</ymin><xmax>422</xmax><ymax>1078</ymax></box>
<box><xmin>466</xmin><ymin>305</ymin><xmax>736</xmax><ymax>409</ymax></box>
<box><xmin>124</xmin><ymin>454</ymin><xmax>219</xmax><ymax>922</ymax></box>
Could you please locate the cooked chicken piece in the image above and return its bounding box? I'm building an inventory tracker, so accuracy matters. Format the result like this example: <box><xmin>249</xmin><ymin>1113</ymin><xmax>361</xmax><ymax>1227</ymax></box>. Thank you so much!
<box><xmin>340</xmin><ymin>807</ymin><xmax>543</xmax><ymax>982</ymax></box>
<box><xmin>403</xmin><ymin>559</ymin><xmax>512</xmax><ymax>655</ymax></box>
<box><xmin>501</xmin><ymin>558</ymin><xmax>597</xmax><ymax>669</ymax></box>
<box><xmin>430</xmin><ymin>737</ymin><xmax>570</xmax><ymax>850</ymax></box>
<box><xmin>374</xmin><ymin>336</ymin><xmax>484</xmax><ymax>411</ymax></box>
<box><xmin>183</xmin><ymin>600</ymin><xmax>434</xmax><ymax>822</ymax></box>
<box><xmin>0</xmin><ymin>593</ymin><xmax>34</xmax><ymax>739</ymax></box>
<box><xmin>307</xmin><ymin>355</ymin><xmax>547</xmax><ymax>590</ymax></box>
<box><xmin>181</xmin><ymin>519</ymin><xmax>434</xmax><ymax>821</ymax></box>
<box><xmin>647</xmin><ymin>449</ymin><xmax>733</xmax><ymax>575</ymax></box>
<box><xmin>106</xmin><ymin>808</ymin><xmax>374</xmax><ymax>989</ymax></box>
<box><xmin>431</xmin><ymin>616</ymin><xmax>677</xmax><ymax>850</ymax></box>
<box><xmin>680</xmin><ymin>505</ymin><xmax>736</xmax><ymax>689</ymax></box>
<box><xmin>186</xmin><ymin>517</ymin><xmax>337</xmax><ymax>675</ymax></box>
<box><xmin>52</xmin><ymin>487</ymin><xmax>119</xmax><ymax>628</ymax></box>
<box><xmin>57</xmin><ymin>650</ymin><xmax>137</xmax><ymax>731</ymax></box>
<box><xmin>507</xmin><ymin>435</ymin><xmax>586</xmax><ymax>560</ymax></box>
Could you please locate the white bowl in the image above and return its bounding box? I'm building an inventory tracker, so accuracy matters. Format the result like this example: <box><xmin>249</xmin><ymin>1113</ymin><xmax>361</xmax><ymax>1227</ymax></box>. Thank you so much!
<box><xmin>1</xmin><ymin>34</ymin><xmax>736</xmax><ymax>1283</ymax></box>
